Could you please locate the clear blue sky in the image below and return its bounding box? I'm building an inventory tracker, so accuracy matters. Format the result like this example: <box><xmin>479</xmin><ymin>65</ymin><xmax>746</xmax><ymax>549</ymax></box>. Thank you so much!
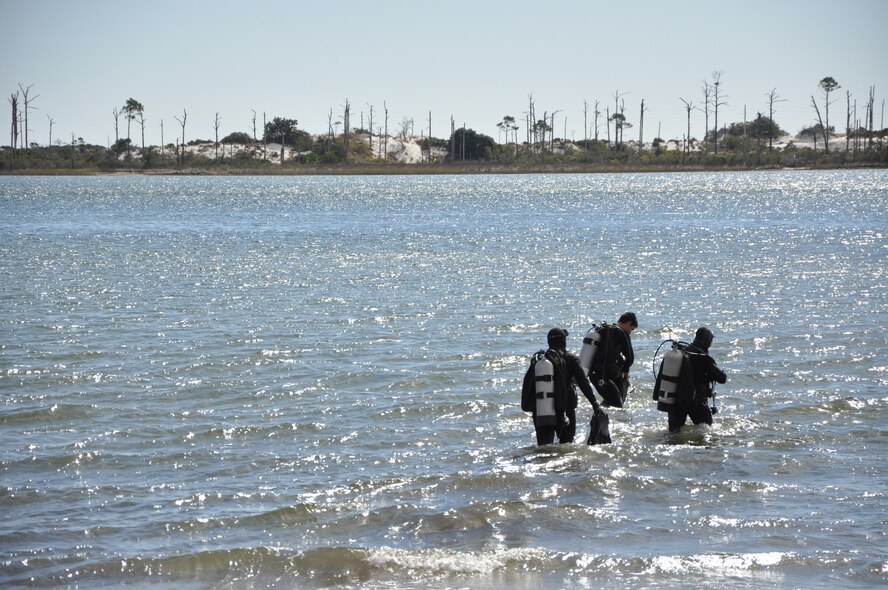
<box><xmin>3</xmin><ymin>0</ymin><xmax>887</xmax><ymax>147</ymax></box>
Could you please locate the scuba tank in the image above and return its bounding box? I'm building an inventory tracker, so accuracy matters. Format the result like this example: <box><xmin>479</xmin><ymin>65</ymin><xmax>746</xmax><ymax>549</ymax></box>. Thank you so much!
<box><xmin>655</xmin><ymin>347</ymin><xmax>684</xmax><ymax>409</ymax></box>
<box><xmin>579</xmin><ymin>326</ymin><xmax>602</xmax><ymax>375</ymax></box>
<box><xmin>534</xmin><ymin>355</ymin><xmax>557</xmax><ymax>426</ymax></box>
<box><xmin>652</xmin><ymin>341</ymin><xmax>690</xmax><ymax>412</ymax></box>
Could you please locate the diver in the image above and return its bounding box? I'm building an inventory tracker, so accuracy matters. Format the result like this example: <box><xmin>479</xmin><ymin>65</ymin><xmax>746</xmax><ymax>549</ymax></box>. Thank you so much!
<box><xmin>667</xmin><ymin>326</ymin><xmax>727</xmax><ymax>432</ymax></box>
<box><xmin>588</xmin><ymin>312</ymin><xmax>637</xmax><ymax>407</ymax></box>
<box><xmin>523</xmin><ymin>327</ymin><xmax>601</xmax><ymax>446</ymax></box>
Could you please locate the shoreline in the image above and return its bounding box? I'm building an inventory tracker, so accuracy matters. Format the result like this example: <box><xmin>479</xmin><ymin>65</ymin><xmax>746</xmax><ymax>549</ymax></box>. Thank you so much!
<box><xmin>3</xmin><ymin>161</ymin><xmax>886</xmax><ymax>177</ymax></box>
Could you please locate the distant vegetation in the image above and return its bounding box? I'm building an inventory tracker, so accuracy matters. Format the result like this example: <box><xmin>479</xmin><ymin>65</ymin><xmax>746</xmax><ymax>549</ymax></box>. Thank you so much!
<box><xmin>3</xmin><ymin>127</ymin><xmax>885</xmax><ymax>175</ymax></box>
<box><xmin>4</xmin><ymin>75</ymin><xmax>887</xmax><ymax>174</ymax></box>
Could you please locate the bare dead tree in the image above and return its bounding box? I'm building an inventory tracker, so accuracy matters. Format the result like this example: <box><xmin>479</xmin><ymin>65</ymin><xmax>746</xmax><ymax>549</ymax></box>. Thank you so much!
<box><xmin>528</xmin><ymin>94</ymin><xmax>536</xmax><ymax>150</ymax></box>
<box><xmin>112</xmin><ymin>107</ymin><xmax>120</xmax><ymax>148</ymax></box>
<box><xmin>376</xmin><ymin>124</ymin><xmax>382</xmax><ymax>158</ymax></box>
<box><xmin>136</xmin><ymin>108</ymin><xmax>146</xmax><ymax>156</ymax></box>
<box><xmin>764</xmin><ymin>88</ymin><xmax>786</xmax><ymax>152</ymax></box>
<box><xmin>679</xmin><ymin>98</ymin><xmax>696</xmax><ymax>159</ymax></box>
<box><xmin>160</xmin><ymin>119</ymin><xmax>165</xmax><ymax>157</ymax></box>
<box><xmin>853</xmin><ymin>100</ymin><xmax>859</xmax><ymax>156</ymax></box>
<box><xmin>867</xmin><ymin>85</ymin><xmax>876</xmax><ymax>150</ymax></box>
<box><xmin>524</xmin><ymin>112</ymin><xmax>530</xmax><ymax>148</ymax></box>
<box><xmin>214</xmin><ymin>112</ymin><xmax>221</xmax><ymax>159</ymax></box>
<box><xmin>605</xmin><ymin>106</ymin><xmax>611</xmax><ymax>145</ymax></box>
<box><xmin>428</xmin><ymin>110</ymin><xmax>432</xmax><ymax>163</ymax></box>
<box><xmin>279</xmin><ymin>120</ymin><xmax>286</xmax><ymax>163</ymax></box>
<box><xmin>619</xmin><ymin>99</ymin><xmax>628</xmax><ymax>147</ymax></box>
<box><xmin>638</xmin><ymin>99</ymin><xmax>648</xmax><ymax>154</ymax></box>
<box><xmin>343</xmin><ymin>99</ymin><xmax>351</xmax><ymax>164</ymax></box>
<box><xmin>450</xmin><ymin>115</ymin><xmax>455</xmax><ymax>162</ymax></box>
<box><xmin>17</xmin><ymin>111</ymin><xmax>23</xmax><ymax>149</ymax></box>
<box><xmin>616</xmin><ymin>106</ymin><xmax>622</xmax><ymax>148</ymax></box>
<box><xmin>366</xmin><ymin>103</ymin><xmax>374</xmax><ymax>159</ymax></box>
<box><xmin>845</xmin><ymin>91</ymin><xmax>852</xmax><ymax>152</ymax></box>
<box><xmin>384</xmin><ymin>101</ymin><xmax>389</xmax><ymax>161</ymax></box>
<box><xmin>263</xmin><ymin>112</ymin><xmax>267</xmax><ymax>162</ymax></box>
<box><xmin>701</xmin><ymin>79</ymin><xmax>711</xmax><ymax>152</ymax></box>
<box><xmin>711</xmin><ymin>71</ymin><xmax>727</xmax><ymax>154</ymax></box>
<box><xmin>251</xmin><ymin>110</ymin><xmax>257</xmax><ymax>144</ymax></box>
<box><xmin>46</xmin><ymin>114</ymin><xmax>54</xmax><ymax>147</ymax></box>
<box><xmin>9</xmin><ymin>92</ymin><xmax>19</xmax><ymax>147</ymax></box>
<box><xmin>583</xmin><ymin>99</ymin><xmax>589</xmax><ymax>162</ymax></box>
<box><xmin>527</xmin><ymin>95</ymin><xmax>534</xmax><ymax>148</ymax></box>
<box><xmin>18</xmin><ymin>83</ymin><xmax>38</xmax><ymax>149</ymax></box>
<box><xmin>174</xmin><ymin>109</ymin><xmax>187</xmax><ymax>164</ymax></box>
<box><xmin>864</xmin><ymin>96</ymin><xmax>872</xmax><ymax>151</ymax></box>
<box><xmin>8</xmin><ymin>92</ymin><xmax>19</xmax><ymax>167</ymax></box>
<box><xmin>593</xmin><ymin>100</ymin><xmax>601</xmax><ymax>142</ymax></box>
<box><xmin>810</xmin><ymin>95</ymin><xmax>826</xmax><ymax>153</ymax></box>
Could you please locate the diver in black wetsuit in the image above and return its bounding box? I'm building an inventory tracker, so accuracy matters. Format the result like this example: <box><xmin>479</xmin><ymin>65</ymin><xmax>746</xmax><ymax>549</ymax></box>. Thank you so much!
<box><xmin>668</xmin><ymin>326</ymin><xmax>727</xmax><ymax>432</ymax></box>
<box><xmin>588</xmin><ymin>312</ymin><xmax>637</xmax><ymax>407</ymax></box>
<box><xmin>531</xmin><ymin>328</ymin><xmax>601</xmax><ymax>446</ymax></box>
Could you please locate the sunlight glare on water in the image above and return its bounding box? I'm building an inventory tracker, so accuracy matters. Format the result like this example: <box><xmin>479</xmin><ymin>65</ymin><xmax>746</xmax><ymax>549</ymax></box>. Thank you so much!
<box><xmin>1</xmin><ymin>170</ymin><xmax>886</xmax><ymax>589</ymax></box>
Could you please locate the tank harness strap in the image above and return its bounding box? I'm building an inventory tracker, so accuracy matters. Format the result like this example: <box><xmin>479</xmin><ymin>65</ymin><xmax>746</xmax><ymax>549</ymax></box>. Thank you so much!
<box><xmin>660</xmin><ymin>374</ymin><xmax>680</xmax><ymax>384</ymax></box>
<box><xmin>535</xmin><ymin>374</ymin><xmax>554</xmax><ymax>399</ymax></box>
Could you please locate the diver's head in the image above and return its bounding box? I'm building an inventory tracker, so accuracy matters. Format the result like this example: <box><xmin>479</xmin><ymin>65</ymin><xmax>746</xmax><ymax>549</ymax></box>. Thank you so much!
<box><xmin>547</xmin><ymin>327</ymin><xmax>568</xmax><ymax>350</ymax></box>
<box><xmin>694</xmin><ymin>326</ymin><xmax>714</xmax><ymax>351</ymax></box>
<box><xmin>618</xmin><ymin>312</ymin><xmax>638</xmax><ymax>333</ymax></box>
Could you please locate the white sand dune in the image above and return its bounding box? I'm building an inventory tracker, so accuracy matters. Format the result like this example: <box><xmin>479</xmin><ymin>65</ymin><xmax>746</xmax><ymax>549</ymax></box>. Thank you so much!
<box><xmin>124</xmin><ymin>132</ymin><xmax>880</xmax><ymax>164</ymax></box>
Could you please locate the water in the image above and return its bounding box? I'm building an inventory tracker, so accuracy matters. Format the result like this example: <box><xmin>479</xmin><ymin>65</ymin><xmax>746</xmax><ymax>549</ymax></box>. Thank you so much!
<box><xmin>1</xmin><ymin>171</ymin><xmax>886</xmax><ymax>589</ymax></box>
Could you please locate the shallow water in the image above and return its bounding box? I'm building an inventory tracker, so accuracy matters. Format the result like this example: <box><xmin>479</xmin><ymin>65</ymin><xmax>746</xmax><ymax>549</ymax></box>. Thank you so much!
<box><xmin>1</xmin><ymin>171</ymin><xmax>886</xmax><ymax>589</ymax></box>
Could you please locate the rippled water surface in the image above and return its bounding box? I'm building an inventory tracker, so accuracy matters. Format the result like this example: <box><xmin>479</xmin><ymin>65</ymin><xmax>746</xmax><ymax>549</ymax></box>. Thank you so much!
<box><xmin>1</xmin><ymin>171</ymin><xmax>886</xmax><ymax>589</ymax></box>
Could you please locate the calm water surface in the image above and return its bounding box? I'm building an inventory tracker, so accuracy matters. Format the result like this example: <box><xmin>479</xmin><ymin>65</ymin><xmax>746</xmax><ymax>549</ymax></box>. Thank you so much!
<box><xmin>1</xmin><ymin>171</ymin><xmax>886</xmax><ymax>589</ymax></box>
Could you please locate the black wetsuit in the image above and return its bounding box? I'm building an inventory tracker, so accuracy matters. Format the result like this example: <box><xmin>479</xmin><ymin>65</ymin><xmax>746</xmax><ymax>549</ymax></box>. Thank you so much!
<box><xmin>534</xmin><ymin>349</ymin><xmax>599</xmax><ymax>445</ymax></box>
<box><xmin>589</xmin><ymin>325</ymin><xmax>634</xmax><ymax>407</ymax></box>
<box><xmin>668</xmin><ymin>339</ymin><xmax>727</xmax><ymax>431</ymax></box>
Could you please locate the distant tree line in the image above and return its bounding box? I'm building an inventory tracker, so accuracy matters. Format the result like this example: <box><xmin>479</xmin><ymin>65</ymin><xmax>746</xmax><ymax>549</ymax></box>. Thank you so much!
<box><xmin>5</xmin><ymin>74</ymin><xmax>887</xmax><ymax>172</ymax></box>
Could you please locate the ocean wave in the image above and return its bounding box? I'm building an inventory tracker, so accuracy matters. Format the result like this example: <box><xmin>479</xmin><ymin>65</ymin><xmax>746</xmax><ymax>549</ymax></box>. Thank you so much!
<box><xmin>0</xmin><ymin>402</ymin><xmax>97</xmax><ymax>425</ymax></box>
<box><xmin>5</xmin><ymin>545</ymin><xmax>883</xmax><ymax>589</ymax></box>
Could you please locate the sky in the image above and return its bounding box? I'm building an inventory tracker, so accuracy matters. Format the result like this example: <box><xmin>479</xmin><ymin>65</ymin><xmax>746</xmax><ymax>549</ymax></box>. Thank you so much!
<box><xmin>3</xmin><ymin>0</ymin><xmax>887</xmax><ymax>148</ymax></box>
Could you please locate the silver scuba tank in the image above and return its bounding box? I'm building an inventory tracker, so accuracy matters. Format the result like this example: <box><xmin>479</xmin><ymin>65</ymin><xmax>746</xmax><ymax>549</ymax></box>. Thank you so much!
<box><xmin>656</xmin><ymin>347</ymin><xmax>684</xmax><ymax>408</ymax></box>
<box><xmin>534</xmin><ymin>355</ymin><xmax>557</xmax><ymax>426</ymax></box>
<box><xmin>579</xmin><ymin>327</ymin><xmax>601</xmax><ymax>375</ymax></box>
